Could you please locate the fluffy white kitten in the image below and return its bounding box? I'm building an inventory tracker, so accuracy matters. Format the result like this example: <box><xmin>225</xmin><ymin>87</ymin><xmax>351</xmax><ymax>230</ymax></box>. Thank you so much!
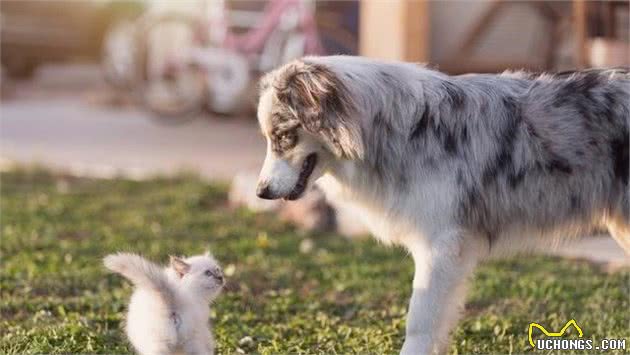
<box><xmin>104</xmin><ymin>252</ymin><xmax>224</xmax><ymax>355</ymax></box>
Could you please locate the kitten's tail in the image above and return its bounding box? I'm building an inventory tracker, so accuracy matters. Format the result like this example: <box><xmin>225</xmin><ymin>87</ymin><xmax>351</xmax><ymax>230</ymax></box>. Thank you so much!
<box><xmin>104</xmin><ymin>253</ymin><xmax>176</xmax><ymax>306</ymax></box>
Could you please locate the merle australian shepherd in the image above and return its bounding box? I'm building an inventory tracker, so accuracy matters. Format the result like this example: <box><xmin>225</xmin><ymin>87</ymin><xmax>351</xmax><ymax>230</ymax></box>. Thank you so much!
<box><xmin>254</xmin><ymin>56</ymin><xmax>629</xmax><ymax>354</ymax></box>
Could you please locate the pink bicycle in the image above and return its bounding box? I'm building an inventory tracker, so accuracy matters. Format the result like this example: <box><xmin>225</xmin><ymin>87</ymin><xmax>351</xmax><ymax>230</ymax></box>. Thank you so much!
<box><xmin>139</xmin><ymin>0</ymin><xmax>323</xmax><ymax>121</ymax></box>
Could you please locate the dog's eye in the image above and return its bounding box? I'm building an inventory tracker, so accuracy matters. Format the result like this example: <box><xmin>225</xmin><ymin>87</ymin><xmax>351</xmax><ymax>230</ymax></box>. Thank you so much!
<box><xmin>271</xmin><ymin>129</ymin><xmax>298</xmax><ymax>154</ymax></box>
<box><xmin>278</xmin><ymin>132</ymin><xmax>296</xmax><ymax>149</ymax></box>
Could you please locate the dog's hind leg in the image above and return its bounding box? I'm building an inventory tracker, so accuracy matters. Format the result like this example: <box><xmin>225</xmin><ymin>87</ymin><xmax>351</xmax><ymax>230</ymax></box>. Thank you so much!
<box><xmin>606</xmin><ymin>189</ymin><xmax>630</xmax><ymax>255</ymax></box>
<box><xmin>401</xmin><ymin>231</ymin><xmax>481</xmax><ymax>355</ymax></box>
<box><xmin>607</xmin><ymin>218</ymin><xmax>630</xmax><ymax>255</ymax></box>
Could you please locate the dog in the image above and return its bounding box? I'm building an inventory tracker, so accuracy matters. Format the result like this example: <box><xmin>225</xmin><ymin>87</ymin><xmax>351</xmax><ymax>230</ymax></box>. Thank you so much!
<box><xmin>254</xmin><ymin>55</ymin><xmax>630</xmax><ymax>354</ymax></box>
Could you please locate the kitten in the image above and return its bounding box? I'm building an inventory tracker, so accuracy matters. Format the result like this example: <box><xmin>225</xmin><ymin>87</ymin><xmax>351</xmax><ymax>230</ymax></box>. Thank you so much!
<box><xmin>104</xmin><ymin>252</ymin><xmax>224</xmax><ymax>355</ymax></box>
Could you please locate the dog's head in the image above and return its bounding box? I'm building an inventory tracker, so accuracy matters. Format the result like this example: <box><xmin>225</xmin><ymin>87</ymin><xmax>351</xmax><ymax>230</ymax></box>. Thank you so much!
<box><xmin>255</xmin><ymin>60</ymin><xmax>363</xmax><ymax>200</ymax></box>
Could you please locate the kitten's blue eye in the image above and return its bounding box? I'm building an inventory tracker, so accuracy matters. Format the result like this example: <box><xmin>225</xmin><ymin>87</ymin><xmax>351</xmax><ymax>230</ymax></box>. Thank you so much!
<box><xmin>204</xmin><ymin>270</ymin><xmax>212</xmax><ymax>277</ymax></box>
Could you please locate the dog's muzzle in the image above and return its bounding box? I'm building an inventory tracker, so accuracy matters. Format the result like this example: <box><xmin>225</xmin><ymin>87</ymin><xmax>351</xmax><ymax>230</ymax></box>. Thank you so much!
<box><xmin>285</xmin><ymin>153</ymin><xmax>318</xmax><ymax>200</ymax></box>
<box><xmin>256</xmin><ymin>153</ymin><xmax>318</xmax><ymax>200</ymax></box>
<box><xmin>256</xmin><ymin>184</ymin><xmax>273</xmax><ymax>200</ymax></box>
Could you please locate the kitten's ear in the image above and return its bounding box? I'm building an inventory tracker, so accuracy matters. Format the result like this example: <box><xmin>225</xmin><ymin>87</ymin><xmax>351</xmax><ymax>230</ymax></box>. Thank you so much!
<box><xmin>170</xmin><ymin>256</ymin><xmax>191</xmax><ymax>278</ymax></box>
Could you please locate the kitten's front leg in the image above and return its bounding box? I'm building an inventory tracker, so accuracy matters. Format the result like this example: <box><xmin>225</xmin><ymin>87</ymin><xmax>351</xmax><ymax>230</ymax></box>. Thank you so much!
<box><xmin>401</xmin><ymin>232</ymin><xmax>479</xmax><ymax>355</ymax></box>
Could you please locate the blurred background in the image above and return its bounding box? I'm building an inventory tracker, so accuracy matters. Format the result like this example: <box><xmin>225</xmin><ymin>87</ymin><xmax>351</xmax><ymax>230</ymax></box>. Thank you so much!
<box><xmin>2</xmin><ymin>0</ymin><xmax>628</xmax><ymax>175</ymax></box>
<box><xmin>1</xmin><ymin>0</ymin><xmax>629</xmax><ymax>258</ymax></box>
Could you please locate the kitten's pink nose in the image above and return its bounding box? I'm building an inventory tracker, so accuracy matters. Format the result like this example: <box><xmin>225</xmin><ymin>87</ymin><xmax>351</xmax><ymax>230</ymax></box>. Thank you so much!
<box><xmin>214</xmin><ymin>271</ymin><xmax>225</xmax><ymax>284</ymax></box>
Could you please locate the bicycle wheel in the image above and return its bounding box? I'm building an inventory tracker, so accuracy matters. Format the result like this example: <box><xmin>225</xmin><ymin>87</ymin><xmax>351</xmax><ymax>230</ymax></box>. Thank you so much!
<box><xmin>199</xmin><ymin>48</ymin><xmax>251</xmax><ymax>116</ymax></box>
<box><xmin>138</xmin><ymin>14</ymin><xmax>206</xmax><ymax>123</ymax></box>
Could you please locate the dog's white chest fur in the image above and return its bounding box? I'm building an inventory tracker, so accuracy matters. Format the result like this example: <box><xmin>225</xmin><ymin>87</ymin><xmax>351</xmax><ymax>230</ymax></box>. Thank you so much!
<box><xmin>317</xmin><ymin>173</ymin><xmax>452</xmax><ymax>247</ymax></box>
<box><xmin>317</xmin><ymin>166</ymin><xmax>460</xmax><ymax>247</ymax></box>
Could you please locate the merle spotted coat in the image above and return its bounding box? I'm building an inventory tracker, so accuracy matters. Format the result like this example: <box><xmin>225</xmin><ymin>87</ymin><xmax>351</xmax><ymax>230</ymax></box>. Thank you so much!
<box><xmin>255</xmin><ymin>56</ymin><xmax>629</xmax><ymax>354</ymax></box>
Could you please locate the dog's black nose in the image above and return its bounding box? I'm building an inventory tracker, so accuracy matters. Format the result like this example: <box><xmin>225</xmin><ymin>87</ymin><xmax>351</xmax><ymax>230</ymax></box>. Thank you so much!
<box><xmin>256</xmin><ymin>184</ymin><xmax>273</xmax><ymax>199</ymax></box>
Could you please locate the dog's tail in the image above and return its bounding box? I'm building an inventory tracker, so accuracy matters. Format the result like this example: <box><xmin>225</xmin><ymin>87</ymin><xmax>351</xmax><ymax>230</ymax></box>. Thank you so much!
<box><xmin>104</xmin><ymin>252</ymin><xmax>176</xmax><ymax>305</ymax></box>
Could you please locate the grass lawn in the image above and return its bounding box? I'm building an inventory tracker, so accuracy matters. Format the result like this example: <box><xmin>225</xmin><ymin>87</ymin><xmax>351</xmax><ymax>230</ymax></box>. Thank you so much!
<box><xmin>1</xmin><ymin>169</ymin><xmax>628</xmax><ymax>354</ymax></box>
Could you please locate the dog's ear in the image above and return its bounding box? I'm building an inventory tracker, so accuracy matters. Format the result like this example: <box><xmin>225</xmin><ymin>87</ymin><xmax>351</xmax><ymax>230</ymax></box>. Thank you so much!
<box><xmin>274</xmin><ymin>61</ymin><xmax>364</xmax><ymax>160</ymax></box>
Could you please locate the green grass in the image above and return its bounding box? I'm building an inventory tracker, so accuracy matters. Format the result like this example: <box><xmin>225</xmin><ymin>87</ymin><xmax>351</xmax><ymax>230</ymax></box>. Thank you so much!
<box><xmin>1</xmin><ymin>169</ymin><xmax>628</xmax><ymax>354</ymax></box>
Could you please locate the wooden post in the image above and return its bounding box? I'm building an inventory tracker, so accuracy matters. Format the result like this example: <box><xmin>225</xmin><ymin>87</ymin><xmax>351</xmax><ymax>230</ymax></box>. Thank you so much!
<box><xmin>573</xmin><ymin>0</ymin><xmax>587</xmax><ymax>68</ymax></box>
<box><xmin>359</xmin><ymin>0</ymin><xmax>429</xmax><ymax>62</ymax></box>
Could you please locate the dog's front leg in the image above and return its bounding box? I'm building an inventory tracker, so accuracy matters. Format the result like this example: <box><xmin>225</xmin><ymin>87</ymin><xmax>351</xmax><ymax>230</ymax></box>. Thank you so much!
<box><xmin>401</xmin><ymin>235</ymin><xmax>478</xmax><ymax>355</ymax></box>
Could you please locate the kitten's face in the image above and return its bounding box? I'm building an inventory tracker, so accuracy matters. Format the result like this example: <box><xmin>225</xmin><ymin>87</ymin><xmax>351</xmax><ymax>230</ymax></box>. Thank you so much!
<box><xmin>171</xmin><ymin>254</ymin><xmax>224</xmax><ymax>301</ymax></box>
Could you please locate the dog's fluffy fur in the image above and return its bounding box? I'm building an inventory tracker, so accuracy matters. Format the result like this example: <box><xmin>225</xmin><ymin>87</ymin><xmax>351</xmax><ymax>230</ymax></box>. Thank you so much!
<box><xmin>104</xmin><ymin>253</ymin><xmax>224</xmax><ymax>355</ymax></box>
<box><xmin>255</xmin><ymin>56</ymin><xmax>630</xmax><ymax>354</ymax></box>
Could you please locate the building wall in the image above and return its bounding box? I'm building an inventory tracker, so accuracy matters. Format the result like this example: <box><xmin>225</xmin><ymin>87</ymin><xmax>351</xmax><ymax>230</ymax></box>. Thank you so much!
<box><xmin>429</xmin><ymin>1</ymin><xmax>557</xmax><ymax>70</ymax></box>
